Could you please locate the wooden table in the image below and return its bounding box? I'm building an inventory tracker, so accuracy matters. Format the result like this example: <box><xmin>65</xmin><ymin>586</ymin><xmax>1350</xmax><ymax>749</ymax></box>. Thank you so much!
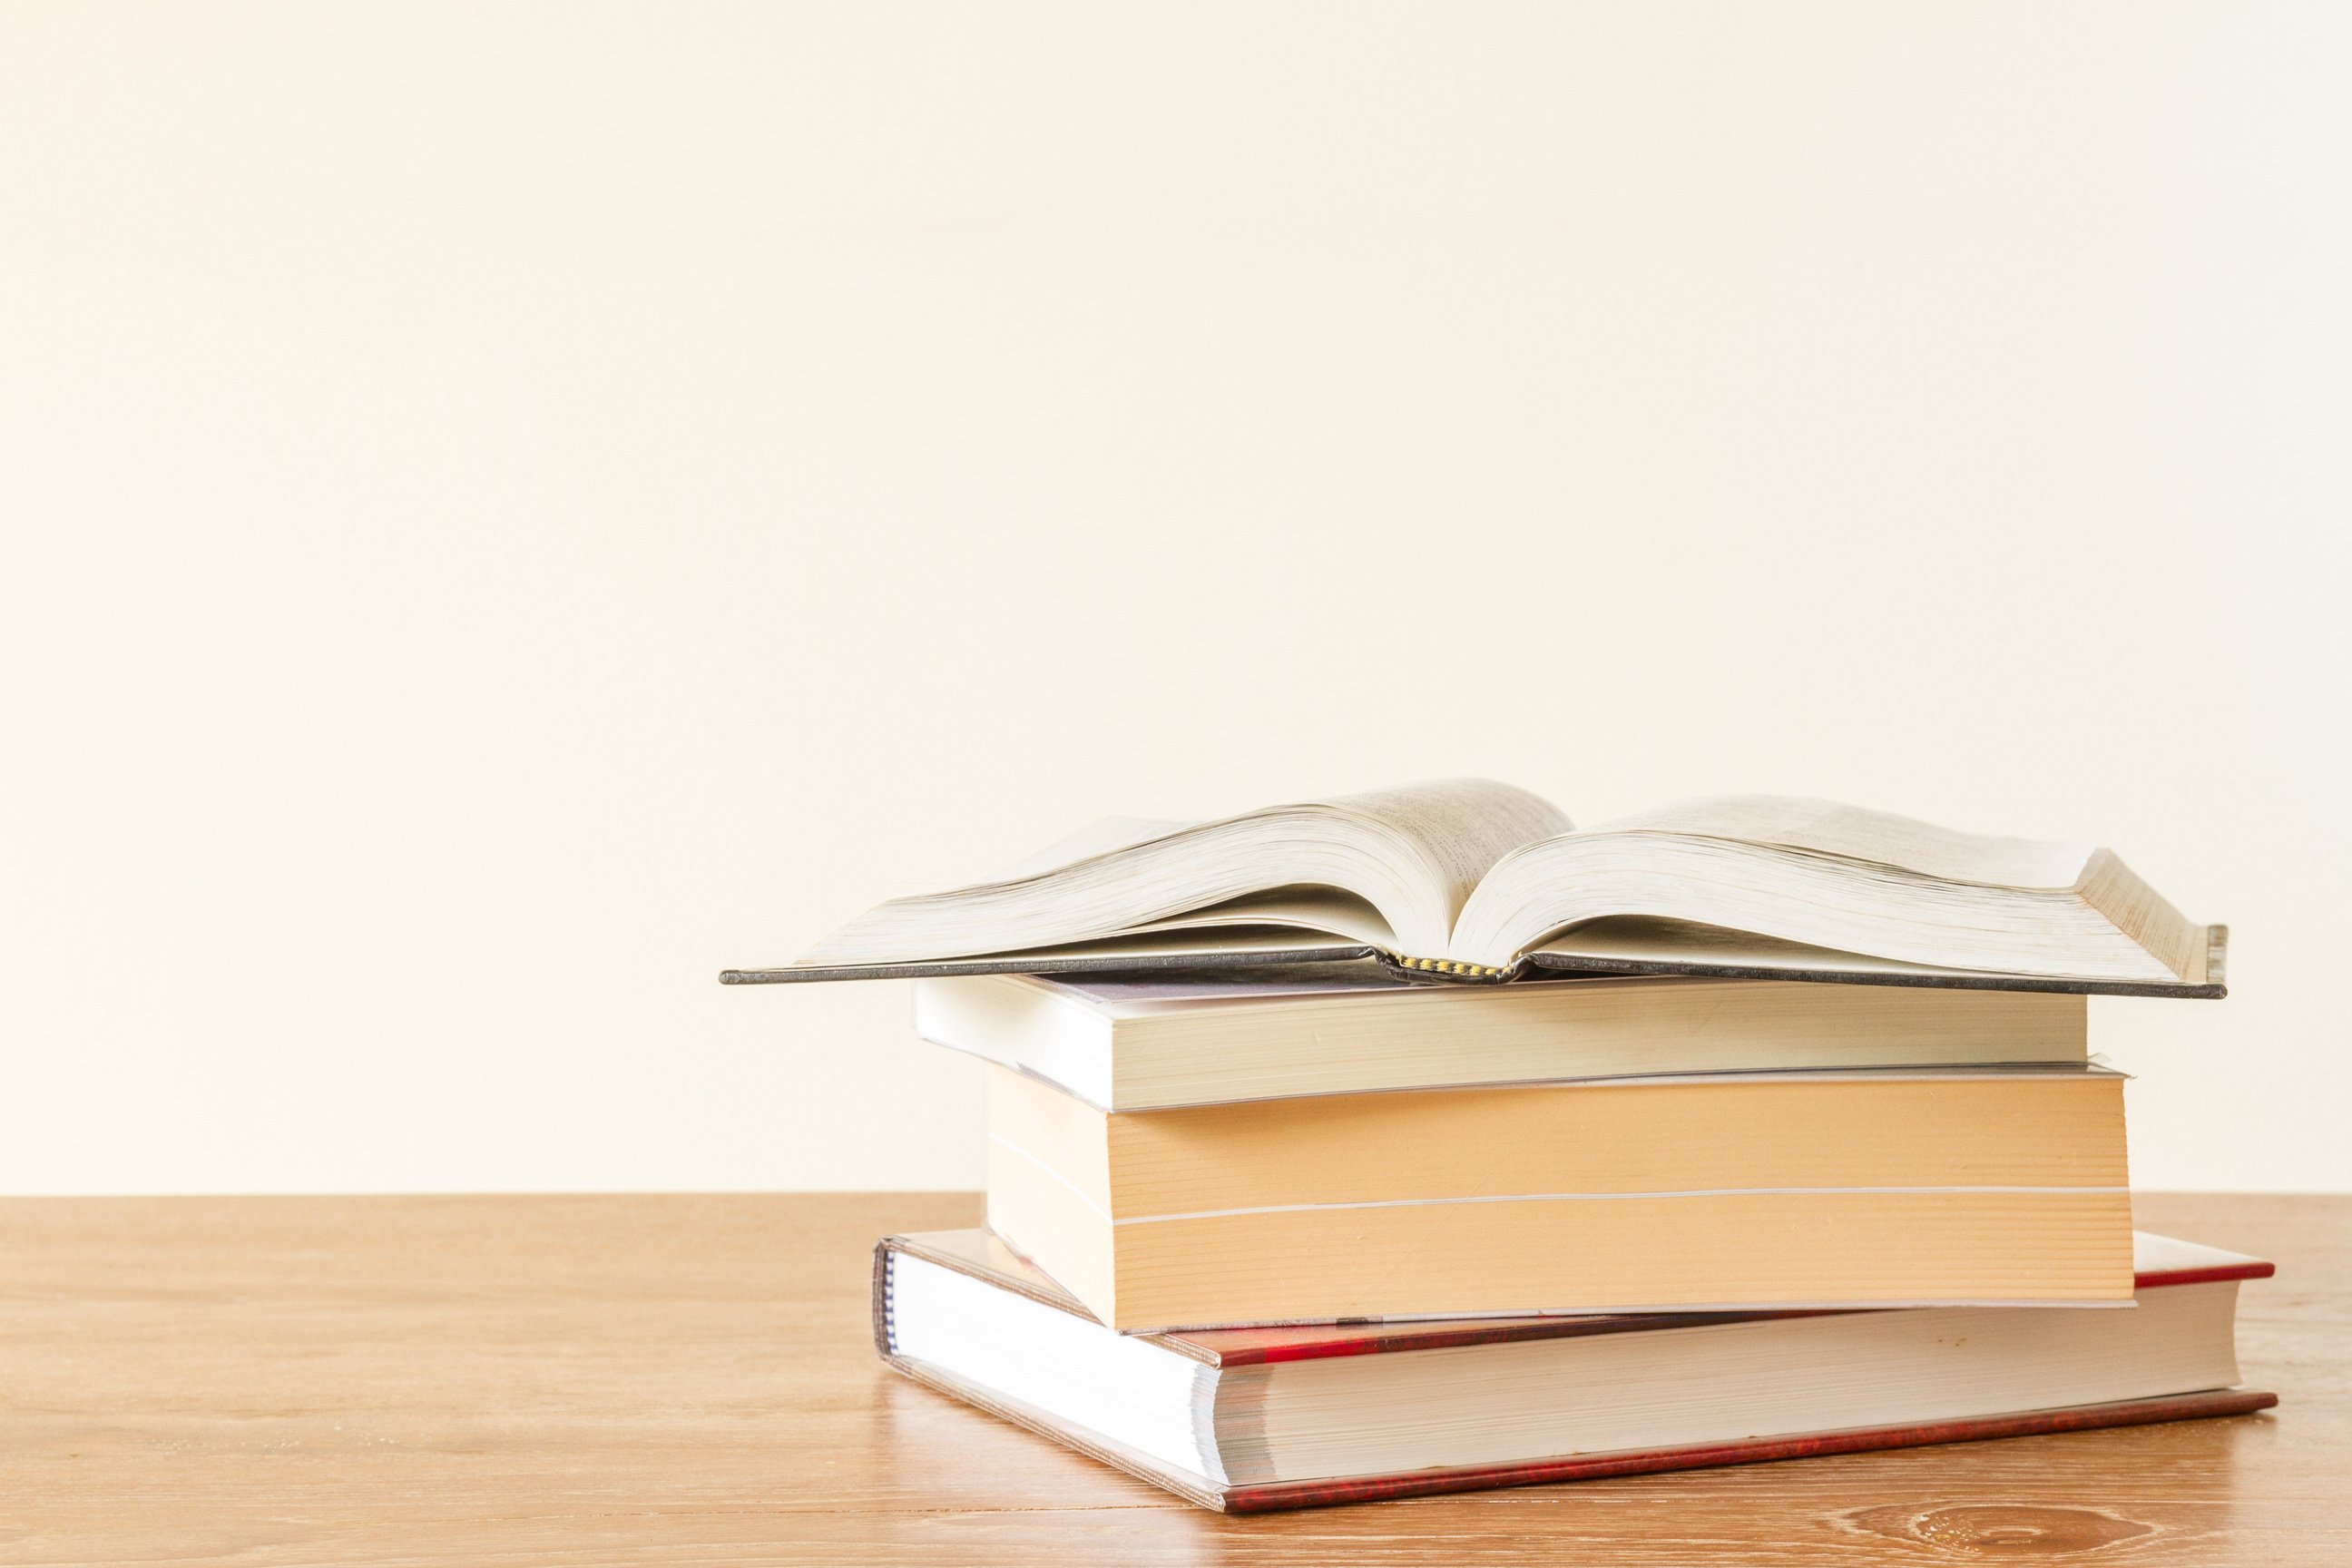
<box><xmin>2</xmin><ymin>1193</ymin><xmax>2344</xmax><ymax>1565</ymax></box>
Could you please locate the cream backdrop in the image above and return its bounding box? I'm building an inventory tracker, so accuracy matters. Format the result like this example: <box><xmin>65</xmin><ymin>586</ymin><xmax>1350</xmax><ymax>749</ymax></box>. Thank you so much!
<box><xmin>4</xmin><ymin>3</ymin><xmax>2347</xmax><ymax>1194</ymax></box>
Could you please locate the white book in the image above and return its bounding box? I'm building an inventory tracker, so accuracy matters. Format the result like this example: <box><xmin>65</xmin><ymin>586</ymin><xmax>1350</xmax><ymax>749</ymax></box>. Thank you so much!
<box><xmin>916</xmin><ymin>966</ymin><xmax>2090</xmax><ymax>1111</ymax></box>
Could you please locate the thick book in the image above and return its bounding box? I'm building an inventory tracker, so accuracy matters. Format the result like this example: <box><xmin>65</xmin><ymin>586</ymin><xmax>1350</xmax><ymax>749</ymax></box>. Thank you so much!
<box><xmin>875</xmin><ymin>1228</ymin><xmax>2277</xmax><ymax>1514</ymax></box>
<box><xmin>983</xmin><ymin>1063</ymin><xmax>2132</xmax><ymax>1329</ymax></box>
<box><xmin>917</xmin><ymin>966</ymin><xmax>2090</xmax><ymax>1111</ymax></box>
<box><xmin>723</xmin><ymin>780</ymin><xmax>2226</xmax><ymax>995</ymax></box>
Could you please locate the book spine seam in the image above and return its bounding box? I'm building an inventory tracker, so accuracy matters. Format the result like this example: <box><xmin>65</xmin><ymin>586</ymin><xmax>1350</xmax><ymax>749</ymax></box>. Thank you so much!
<box><xmin>1387</xmin><ymin>954</ymin><xmax>1514</xmax><ymax>980</ymax></box>
<box><xmin>870</xmin><ymin>1239</ymin><xmax>896</xmax><ymax>1359</ymax></box>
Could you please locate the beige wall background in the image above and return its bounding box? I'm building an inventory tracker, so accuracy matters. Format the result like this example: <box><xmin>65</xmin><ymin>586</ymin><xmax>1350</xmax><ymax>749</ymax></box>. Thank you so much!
<box><xmin>4</xmin><ymin>3</ymin><xmax>2347</xmax><ymax>1194</ymax></box>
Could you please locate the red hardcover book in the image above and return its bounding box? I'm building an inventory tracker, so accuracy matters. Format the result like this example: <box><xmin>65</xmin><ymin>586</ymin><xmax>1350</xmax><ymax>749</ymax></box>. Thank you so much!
<box><xmin>874</xmin><ymin>1229</ymin><xmax>2275</xmax><ymax>1513</ymax></box>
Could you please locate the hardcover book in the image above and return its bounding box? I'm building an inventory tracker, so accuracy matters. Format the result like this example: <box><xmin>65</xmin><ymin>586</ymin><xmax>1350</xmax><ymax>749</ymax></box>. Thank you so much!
<box><xmin>725</xmin><ymin>780</ymin><xmax>2225</xmax><ymax>995</ymax></box>
<box><xmin>874</xmin><ymin>1228</ymin><xmax>2276</xmax><ymax>1513</ymax></box>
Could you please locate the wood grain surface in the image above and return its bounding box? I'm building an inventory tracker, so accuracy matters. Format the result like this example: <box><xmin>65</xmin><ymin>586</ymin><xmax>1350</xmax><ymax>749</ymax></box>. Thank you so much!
<box><xmin>1</xmin><ymin>1192</ymin><xmax>2343</xmax><ymax>1565</ymax></box>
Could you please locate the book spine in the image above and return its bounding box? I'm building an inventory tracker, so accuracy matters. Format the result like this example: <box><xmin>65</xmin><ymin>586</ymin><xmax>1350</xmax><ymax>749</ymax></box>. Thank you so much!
<box><xmin>1380</xmin><ymin>954</ymin><xmax>1515</xmax><ymax>982</ymax></box>
<box><xmin>869</xmin><ymin>1240</ymin><xmax>895</xmax><ymax>1359</ymax></box>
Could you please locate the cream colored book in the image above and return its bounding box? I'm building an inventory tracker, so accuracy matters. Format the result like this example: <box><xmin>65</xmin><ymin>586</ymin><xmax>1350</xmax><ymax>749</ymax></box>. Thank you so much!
<box><xmin>982</xmin><ymin>1063</ymin><xmax>2133</xmax><ymax>1331</ymax></box>
<box><xmin>917</xmin><ymin>968</ymin><xmax>2088</xmax><ymax>1111</ymax></box>
<box><xmin>726</xmin><ymin>780</ymin><xmax>2224</xmax><ymax>995</ymax></box>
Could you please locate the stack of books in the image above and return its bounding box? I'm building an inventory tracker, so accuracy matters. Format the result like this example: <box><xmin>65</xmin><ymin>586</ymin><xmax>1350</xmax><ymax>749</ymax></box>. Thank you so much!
<box><xmin>730</xmin><ymin>780</ymin><xmax>2275</xmax><ymax>1513</ymax></box>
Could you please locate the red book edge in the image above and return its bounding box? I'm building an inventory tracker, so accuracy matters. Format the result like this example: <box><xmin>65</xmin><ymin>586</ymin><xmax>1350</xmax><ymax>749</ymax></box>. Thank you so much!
<box><xmin>887</xmin><ymin>1355</ymin><xmax>2276</xmax><ymax>1514</ymax></box>
<box><xmin>1218</xmin><ymin>1390</ymin><xmax>2279</xmax><ymax>1513</ymax></box>
<box><xmin>2135</xmin><ymin>1260</ymin><xmax>2278</xmax><ymax>1289</ymax></box>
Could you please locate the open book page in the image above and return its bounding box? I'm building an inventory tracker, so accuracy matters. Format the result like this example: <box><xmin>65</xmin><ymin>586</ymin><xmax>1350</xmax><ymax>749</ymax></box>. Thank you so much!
<box><xmin>1450</xmin><ymin>799</ymin><xmax>2190</xmax><ymax>981</ymax></box>
<box><xmin>1585</xmin><ymin>797</ymin><xmax>2096</xmax><ymax>889</ymax></box>
<box><xmin>972</xmin><ymin>785</ymin><xmax>1565</xmax><ymax>952</ymax></box>
<box><xmin>1318</xmin><ymin>779</ymin><xmax>1573</xmax><ymax>930</ymax></box>
<box><xmin>795</xmin><ymin>779</ymin><xmax>1570</xmax><ymax>968</ymax></box>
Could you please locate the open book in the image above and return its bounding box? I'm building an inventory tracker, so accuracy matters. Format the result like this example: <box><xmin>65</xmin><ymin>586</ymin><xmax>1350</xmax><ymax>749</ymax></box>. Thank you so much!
<box><xmin>724</xmin><ymin>780</ymin><xmax>2225</xmax><ymax>995</ymax></box>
